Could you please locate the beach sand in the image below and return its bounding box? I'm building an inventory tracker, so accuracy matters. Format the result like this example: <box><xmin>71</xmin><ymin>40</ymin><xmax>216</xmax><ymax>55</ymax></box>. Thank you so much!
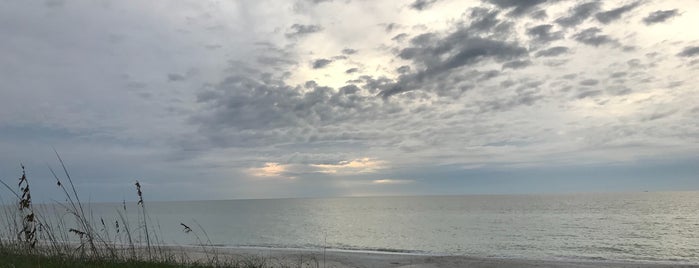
<box><xmin>170</xmin><ymin>246</ymin><xmax>699</xmax><ymax>268</ymax></box>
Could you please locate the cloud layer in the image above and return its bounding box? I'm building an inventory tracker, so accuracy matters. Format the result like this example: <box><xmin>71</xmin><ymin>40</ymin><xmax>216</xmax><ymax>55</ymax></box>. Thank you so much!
<box><xmin>0</xmin><ymin>0</ymin><xmax>698</xmax><ymax>201</ymax></box>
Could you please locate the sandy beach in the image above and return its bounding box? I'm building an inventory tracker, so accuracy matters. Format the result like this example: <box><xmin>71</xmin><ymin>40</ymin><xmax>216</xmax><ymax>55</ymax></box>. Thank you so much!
<box><xmin>171</xmin><ymin>246</ymin><xmax>699</xmax><ymax>268</ymax></box>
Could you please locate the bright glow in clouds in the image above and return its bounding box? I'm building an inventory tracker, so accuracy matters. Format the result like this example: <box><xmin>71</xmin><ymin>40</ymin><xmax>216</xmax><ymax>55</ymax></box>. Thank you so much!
<box><xmin>311</xmin><ymin>158</ymin><xmax>386</xmax><ymax>174</ymax></box>
<box><xmin>372</xmin><ymin>179</ymin><xmax>413</xmax><ymax>185</ymax></box>
<box><xmin>248</xmin><ymin>162</ymin><xmax>291</xmax><ymax>178</ymax></box>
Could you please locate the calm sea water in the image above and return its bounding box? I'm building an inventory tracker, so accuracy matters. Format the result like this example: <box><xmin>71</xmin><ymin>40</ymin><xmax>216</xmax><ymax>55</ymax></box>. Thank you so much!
<box><xmin>82</xmin><ymin>192</ymin><xmax>699</xmax><ymax>263</ymax></box>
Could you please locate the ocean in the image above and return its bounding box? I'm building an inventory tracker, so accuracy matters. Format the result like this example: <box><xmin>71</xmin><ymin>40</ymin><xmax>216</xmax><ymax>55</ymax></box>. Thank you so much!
<box><xmin>53</xmin><ymin>192</ymin><xmax>699</xmax><ymax>263</ymax></box>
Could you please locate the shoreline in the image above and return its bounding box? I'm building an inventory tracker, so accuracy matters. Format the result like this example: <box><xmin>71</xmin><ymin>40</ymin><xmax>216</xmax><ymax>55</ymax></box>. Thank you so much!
<box><xmin>167</xmin><ymin>245</ymin><xmax>699</xmax><ymax>268</ymax></box>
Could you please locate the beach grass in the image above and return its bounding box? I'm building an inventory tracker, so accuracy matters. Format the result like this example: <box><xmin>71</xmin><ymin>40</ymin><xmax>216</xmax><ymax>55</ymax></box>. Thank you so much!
<box><xmin>0</xmin><ymin>157</ymin><xmax>274</xmax><ymax>268</ymax></box>
<box><xmin>0</xmin><ymin>249</ymin><xmax>191</xmax><ymax>268</ymax></box>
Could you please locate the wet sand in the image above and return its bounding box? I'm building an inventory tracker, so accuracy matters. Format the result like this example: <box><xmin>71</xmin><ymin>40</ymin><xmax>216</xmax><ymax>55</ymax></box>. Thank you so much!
<box><xmin>172</xmin><ymin>246</ymin><xmax>699</xmax><ymax>268</ymax></box>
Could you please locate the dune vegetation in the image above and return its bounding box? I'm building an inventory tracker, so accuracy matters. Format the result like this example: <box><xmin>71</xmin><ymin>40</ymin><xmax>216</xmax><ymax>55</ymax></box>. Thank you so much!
<box><xmin>0</xmin><ymin>156</ymin><xmax>275</xmax><ymax>268</ymax></box>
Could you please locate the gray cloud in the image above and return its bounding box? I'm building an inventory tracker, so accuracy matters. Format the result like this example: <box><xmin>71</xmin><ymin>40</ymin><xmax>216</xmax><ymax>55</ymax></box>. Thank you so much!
<box><xmin>677</xmin><ymin>46</ymin><xmax>699</xmax><ymax>57</ymax></box>
<box><xmin>2</xmin><ymin>0</ymin><xmax>698</xmax><ymax>201</ymax></box>
<box><xmin>555</xmin><ymin>1</ymin><xmax>601</xmax><ymax>27</ymax></box>
<box><xmin>285</xmin><ymin>24</ymin><xmax>323</xmax><ymax>38</ymax></box>
<box><xmin>579</xmin><ymin>79</ymin><xmax>599</xmax><ymax>86</ymax></box>
<box><xmin>526</xmin><ymin>24</ymin><xmax>563</xmax><ymax>44</ymax></box>
<box><xmin>610</xmin><ymin>72</ymin><xmax>627</xmax><ymax>78</ymax></box>
<box><xmin>502</xmin><ymin>60</ymin><xmax>532</xmax><ymax>70</ymax></box>
<box><xmin>642</xmin><ymin>9</ymin><xmax>680</xmax><ymax>25</ymax></box>
<box><xmin>535</xmin><ymin>46</ymin><xmax>569</xmax><ymax>57</ymax></box>
<box><xmin>576</xmin><ymin>89</ymin><xmax>603</xmax><ymax>99</ymax></box>
<box><xmin>466</xmin><ymin>7</ymin><xmax>502</xmax><ymax>33</ymax></box>
<box><xmin>396</xmin><ymin>65</ymin><xmax>411</xmax><ymax>74</ymax></box>
<box><xmin>380</xmin><ymin>35</ymin><xmax>527</xmax><ymax>97</ymax></box>
<box><xmin>392</xmin><ymin>33</ymin><xmax>409</xmax><ymax>42</ymax></box>
<box><xmin>483</xmin><ymin>0</ymin><xmax>548</xmax><ymax>16</ymax></box>
<box><xmin>342</xmin><ymin>48</ymin><xmax>358</xmax><ymax>55</ymax></box>
<box><xmin>384</xmin><ymin>23</ymin><xmax>399</xmax><ymax>32</ymax></box>
<box><xmin>479</xmin><ymin>70</ymin><xmax>501</xmax><ymax>81</ymax></box>
<box><xmin>167</xmin><ymin>73</ymin><xmax>186</xmax><ymax>82</ymax></box>
<box><xmin>595</xmin><ymin>1</ymin><xmax>642</xmax><ymax>24</ymax></box>
<box><xmin>312</xmin><ymin>58</ymin><xmax>333</xmax><ymax>69</ymax></box>
<box><xmin>410</xmin><ymin>0</ymin><xmax>438</xmax><ymax>11</ymax></box>
<box><xmin>572</xmin><ymin>27</ymin><xmax>616</xmax><ymax>46</ymax></box>
<box><xmin>530</xmin><ymin>9</ymin><xmax>547</xmax><ymax>19</ymax></box>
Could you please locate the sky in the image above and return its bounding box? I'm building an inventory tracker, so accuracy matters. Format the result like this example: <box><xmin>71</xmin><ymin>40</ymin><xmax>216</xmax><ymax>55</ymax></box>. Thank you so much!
<box><xmin>0</xmin><ymin>0</ymin><xmax>698</xmax><ymax>202</ymax></box>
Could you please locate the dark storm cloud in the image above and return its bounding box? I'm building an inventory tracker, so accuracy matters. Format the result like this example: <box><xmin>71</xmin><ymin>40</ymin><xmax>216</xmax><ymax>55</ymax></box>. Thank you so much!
<box><xmin>312</xmin><ymin>58</ymin><xmax>333</xmax><ymax>69</ymax></box>
<box><xmin>572</xmin><ymin>27</ymin><xmax>616</xmax><ymax>46</ymax></box>
<box><xmin>595</xmin><ymin>1</ymin><xmax>642</xmax><ymax>24</ymax></box>
<box><xmin>535</xmin><ymin>46</ymin><xmax>569</xmax><ymax>57</ymax></box>
<box><xmin>410</xmin><ymin>0</ymin><xmax>438</xmax><ymax>11</ymax></box>
<box><xmin>526</xmin><ymin>24</ymin><xmax>563</xmax><ymax>43</ymax></box>
<box><xmin>555</xmin><ymin>1</ymin><xmax>601</xmax><ymax>27</ymax></box>
<box><xmin>677</xmin><ymin>46</ymin><xmax>699</xmax><ymax>57</ymax></box>
<box><xmin>483</xmin><ymin>0</ymin><xmax>548</xmax><ymax>16</ymax></box>
<box><xmin>642</xmin><ymin>9</ymin><xmax>680</xmax><ymax>25</ymax></box>
<box><xmin>285</xmin><ymin>24</ymin><xmax>323</xmax><ymax>38</ymax></box>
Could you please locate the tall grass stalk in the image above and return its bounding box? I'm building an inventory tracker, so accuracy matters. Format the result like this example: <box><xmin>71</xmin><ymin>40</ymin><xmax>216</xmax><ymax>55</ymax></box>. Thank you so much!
<box><xmin>0</xmin><ymin>156</ymin><xmax>321</xmax><ymax>268</ymax></box>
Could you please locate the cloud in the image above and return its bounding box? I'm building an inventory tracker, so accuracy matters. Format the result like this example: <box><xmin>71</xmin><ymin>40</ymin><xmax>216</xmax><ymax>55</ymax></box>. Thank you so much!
<box><xmin>341</xmin><ymin>48</ymin><xmax>358</xmax><ymax>55</ymax></box>
<box><xmin>527</xmin><ymin>9</ymin><xmax>546</xmax><ymax>19</ymax></box>
<box><xmin>372</xmin><ymin>179</ymin><xmax>413</xmax><ymax>185</ymax></box>
<box><xmin>167</xmin><ymin>73</ymin><xmax>186</xmax><ymax>82</ymax></box>
<box><xmin>595</xmin><ymin>1</ymin><xmax>642</xmax><ymax>24</ymax></box>
<box><xmin>483</xmin><ymin>0</ymin><xmax>548</xmax><ymax>16</ymax></box>
<box><xmin>410</xmin><ymin>0</ymin><xmax>438</xmax><ymax>11</ymax></box>
<box><xmin>312</xmin><ymin>58</ymin><xmax>333</xmax><ymax>69</ymax></box>
<box><xmin>378</xmin><ymin>21</ymin><xmax>527</xmax><ymax>97</ymax></box>
<box><xmin>642</xmin><ymin>9</ymin><xmax>680</xmax><ymax>25</ymax></box>
<box><xmin>2</xmin><ymin>0</ymin><xmax>698</xmax><ymax>201</ymax></box>
<box><xmin>466</xmin><ymin>7</ymin><xmax>503</xmax><ymax>33</ymax></box>
<box><xmin>555</xmin><ymin>1</ymin><xmax>601</xmax><ymax>27</ymax></box>
<box><xmin>572</xmin><ymin>27</ymin><xmax>616</xmax><ymax>46</ymax></box>
<box><xmin>535</xmin><ymin>46</ymin><xmax>569</xmax><ymax>57</ymax></box>
<box><xmin>248</xmin><ymin>162</ymin><xmax>292</xmax><ymax>178</ymax></box>
<box><xmin>311</xmin><ymin>158</ymin><xmax>386</xmax><ymax>174</ymax></box>
<box><xmin>285</xmin><ymin>24</ymin><xmax>323</xmax><ymax>38</ymax></box>
<box><xmin>526</xmin><ymin>24</ymin><xmax>563</xmax><ymax>44</ymax></box>
<box><xmin>502</xmin><ymin>60</ymin><xmax>532</xmax><ymax>70</ymax></box>
<box><xmin>677</xmin><ymin>46</ymin><xmax>699</xmax><ymax>57</ymax></box>
<box><xmin>579</xmin><ymin>79</ymin><xmax>599</xmax><ymax>86</ymax></box>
